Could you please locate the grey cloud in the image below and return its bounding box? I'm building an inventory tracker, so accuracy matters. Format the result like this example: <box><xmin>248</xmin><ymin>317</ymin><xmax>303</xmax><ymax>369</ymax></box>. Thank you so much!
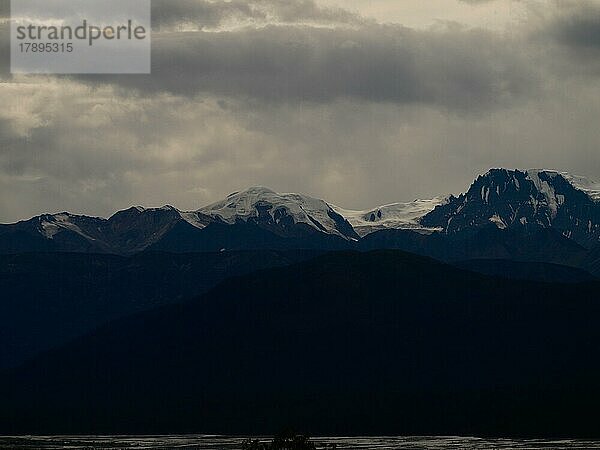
<box><xmin>257</xmin><ymin>0</ymin><xmax>361</xmax><ymax>24</ymax></box>
<box><xmin>89</xmin><ymin>24</ymin><xmax>537</xmax><ymax>113</ymax></box>
<box><xmin>3</xmin><ymin>81</ymin><xmax>600</xmax><ymax>223</ymax></box>
<box><xmin>528</xmin><ymin>2</ymin><xmax>600</xmax><ymax>77</ymax></box>
<box><xmin>151</xmin><ymin>0</ymin><xmax>362</xmax><ymax>30</ymax></box>
<box><xmin>551</xmin><ymin>5</ymin><xmax>600</xmax><ymax>50</ymax></box>
<box><xmin>2</xmin><ymin>1</ymin><xmax>600</xmax><ymax>223</ymax></box>
<box><xmin>152</xmin><ymin>0</ymin><xmax>261</xmax><ymax>29</ymax></box>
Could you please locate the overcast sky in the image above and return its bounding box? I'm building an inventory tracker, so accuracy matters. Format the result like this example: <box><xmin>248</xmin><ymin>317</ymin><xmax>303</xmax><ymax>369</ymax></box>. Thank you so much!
<box><xmin>1</xmin><ymin>0</ymin><xmax>600</xmax><ymax>222</ymax></box>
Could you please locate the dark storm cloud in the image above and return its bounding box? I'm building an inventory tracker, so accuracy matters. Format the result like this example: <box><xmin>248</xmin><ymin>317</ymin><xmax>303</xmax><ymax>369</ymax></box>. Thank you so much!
<box><xmin>90</xmin><ymin>24</ymin><xmax>536</xmax><ymax>112</ymax></box>
<box><xmin>151</xmin><ymin>0</ymin><xmax>361</xmax><ymax>29</ymax></box>
<box><xmin>550</xmin><ymin>4</ymin><xmax>600</xmax><ymax>50</ymax></box>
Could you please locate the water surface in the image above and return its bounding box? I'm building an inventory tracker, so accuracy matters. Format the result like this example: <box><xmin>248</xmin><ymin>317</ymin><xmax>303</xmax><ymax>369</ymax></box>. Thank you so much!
<box><xmin>2</xmin><ymin>436</ymin><xmax>600</xmax><ymax>449</ymax></box>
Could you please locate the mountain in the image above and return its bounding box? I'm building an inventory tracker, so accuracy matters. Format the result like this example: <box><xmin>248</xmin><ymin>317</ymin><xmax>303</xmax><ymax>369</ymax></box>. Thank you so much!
<box><xmin>453</xmin><ymin>259</ymin><xmax>596</xmax><ymax>283</ymax></box>
<box><xmin>0</xmin><ymin>188</ymin><xmax>358</xmax><ymax>255</ymax></box>
<box><xmin>0</xmin><ymin>207</ymin><xmax>208</xmax><ymax>255</ymax></box>
<box><xmin>2</xmin><ymin>169</ymin><xmax>600</xmax><ymax>259</ymax></box>
<box><xmin>199</xmin><ymin>187</ymin><xmax>359</xmax><ymax>240</ymax></box>
<box><xmin>351</xmin><ymin>168</ymin><xmax>600</xmax><ymax>274</ymax></box>
<box><xmin>422</xmin><ymin>169</ymin><xmax>600</xmax><ymax>248</ymax></box>
<box><xmin>1</xmin><ymin>245</ymin><xmax>593</xmax><ymax>371</ymax></box>
<box><xmin>359</xmin><ymin>223</ymin><xmax>590</xmax><ymax>269</ymax></box>
<box><xmin>2</xmin><ymin>250</ymin><xmax>600</xmax><ymax>437</ymax></box>
<box><xmin>585</xmin><ymin>244</ymin><xmax>600</xmax><ymax>276</ymax></box>
<box><xmin>0</xmin><ymin>250</ymin><xmax>323</xmax><ymax>369</ymax></box>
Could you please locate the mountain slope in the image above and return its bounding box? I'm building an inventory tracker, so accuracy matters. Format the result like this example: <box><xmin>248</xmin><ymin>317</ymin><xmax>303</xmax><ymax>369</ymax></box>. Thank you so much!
<box><xmin>0</xmin><ymin>188</ymin><xmax>359</xmax><ymax>255</ymax></box>
<box><xmin>452</xmin><ymin>259</ymin><xmax>596</xmax><ymax>283</ymax></box>
<box><xmin>3</xmin><ymin>168</ymin><xmax>600</xmax><ymax>255</ymax></box>
<box><xmin>422</xmin><ymin>169</ymin><xmax>600</xmax><ymax>248</ymax></box>
<box><xmin>0</xmin><ymin>207</ymin><xmax>211</xmax><ymax>255</ymax></box>
<box><xmin>359</xmin><ymin>224</ymin><xmax>589</xmax><ymax>268</ymax></box>
<box><xmin>0</xmin><ymin>213</ymin><xmax>107</xmax><ymax>254</ymax></box>
<box><xmin>2</xmin><ymin>250</ymin><xmax>600</xmax><ymax>437</ymax></box>
<box><xmin>200</xmin><ymin>187</ymin><xmax>359</xmax><ymax>240</ymax></box>
<box><xmin>148</xmin><ymin>220</ymin><xmax>353</xmax><ymax>253</ymax></box>
<box><xmin>0</xmin><ymin>250</ymin><xmax>323</xmax><ymax>369</ymax></box>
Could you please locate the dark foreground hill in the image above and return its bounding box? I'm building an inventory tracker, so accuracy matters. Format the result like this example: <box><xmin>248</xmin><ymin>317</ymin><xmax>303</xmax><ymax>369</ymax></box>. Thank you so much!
<box><xmin>0</xmin><ymin>250</ymin><xmax>322</xmax><ymax>369</ymax></box>
<box><xmin>2</xmin><ymin>249</ymin><xmax>592</xmax><ymax>371</ymax></box>
<box><xmin>452</xmin><ymin>259</ymin><xmax>596</xmax><ymax>283</ymax></box>
<box><xmin>2</xmin><ymin>250</ymin><xmax>600</xmax><ymax>437</ymax></box>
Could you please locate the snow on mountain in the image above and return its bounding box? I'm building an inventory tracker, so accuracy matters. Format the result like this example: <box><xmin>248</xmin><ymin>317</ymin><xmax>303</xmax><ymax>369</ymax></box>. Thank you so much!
<box><xmin>35</xmin><ymin>213</ymin><xmax>105</xmax><ymax>242</ymax></box>
<box><xmin>524</xmin><ymin>169</ymin><xmax>600</xmax><ymax>215</ymax></box>
<box><xmin>198</xmin><ymin>186</ymin><xmax>358</xmax><ymax>239</ymax></box>
<box><xmin>421</xmin><ymin>168</ymin><xmax>600</xmax><ymax>247</ymax></box>
<box><xmin>525</xmin><ymin>169</ymin><xmax>561</xmax><ymax>219</ymax></box>
<box><xmin>332</xmin><ymin>198</ymin><xmax>447</xmax><ymax>237</ymax></box>
<box><xmin>5</xmin><ymin>169</ymin><xmax>600</xmax><ymax>254</ymax></box>
<box><xmin>39</xmin><ymin>214</ymin><xmax>75</xmax><ymax>239</ymax></box>
<box><xmin>1</xmin><ymin>206</ymin><xmax>206</xmax><ymax>255</ymax></box>
<box><xmin>544</xmin><ymin>170</ymin><xmax>600</xmax><ymax>202</ymax></box>
<box><xmin>520</xmin><ymin>169</ymin><xmax>600</xmax><ymax>206</ymax></box>
<box><xmin>178</xmin><ymin>211</ymin><xmax>210</xmax><ymax>229</ymax></box>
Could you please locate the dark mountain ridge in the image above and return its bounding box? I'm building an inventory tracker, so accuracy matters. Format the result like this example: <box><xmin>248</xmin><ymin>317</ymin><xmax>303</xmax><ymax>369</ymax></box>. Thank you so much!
<box><xmin>3</xmin><ymin>169</ymin><xmax>600</xmax><ymax>258</ymax></box>
<box><xmin>0</xmin><ymin>249</ymin><xmax>324</xmax><ymax>369</ymax></box>
<box><xmin>2</xmin><ymin>250</ymin><xmax>600</xmax><ymax>437</ymax></box>
<box><xmin>359</xmin><ymin>224</ymin><xmax>591</xmax><ymax>269</ymax></box>
<box><xmin>422</xmin><ymin>169</ymin><xmax>600</xmax><ymax>248</ymax></box>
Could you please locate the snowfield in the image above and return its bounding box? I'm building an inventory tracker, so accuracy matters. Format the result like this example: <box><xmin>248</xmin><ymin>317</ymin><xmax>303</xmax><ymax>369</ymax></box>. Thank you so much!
<box><xmin>332</xmin><ymin>198</ymin><xmax>447</xmax><ymax>237</ymax></box>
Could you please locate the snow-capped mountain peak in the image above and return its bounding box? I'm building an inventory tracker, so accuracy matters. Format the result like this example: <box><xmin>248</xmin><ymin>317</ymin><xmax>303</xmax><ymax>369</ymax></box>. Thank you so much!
<box><xmin>421</xmin><ymin>168</ymin><xmax>600</xmax><ymax>247</ymax></box>
<box><xmin>4</xmin><ymin>168</ymin><xmax>600</xmax><ymax>255</ymax></box>
<box><xmin>198</xmin><ymin>186</ymin><xmax>358</xmax><ymax>239</ymax></box>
